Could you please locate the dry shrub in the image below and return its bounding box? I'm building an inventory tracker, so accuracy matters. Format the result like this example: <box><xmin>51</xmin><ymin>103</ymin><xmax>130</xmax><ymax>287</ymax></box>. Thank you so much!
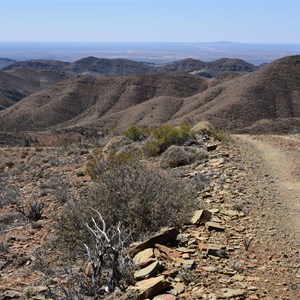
<box><xmin>57</xmin><ymin>155</ymin><xmax>197</xmax><ymax>254</ymax></box>
<box><xmin>17</xmin><ymin>201</ymin><xmax>44</xmax><ymax>222</ymax></box>
<box><xmin>191</xmin><ymin>120</ymin><xmax>231</xmax><ymax>144</ymax></box>
<box><xmin>210</xmin><ymin>128</ymin><xmax>231</xmax><ymax>144</ymax></box>
<box><xmin>191</xmin><ymin>120</ymin><xmax>214</xmax><ymax>135</ymax></box>
<box><xmin>0</xmin><ymin>187</ymin><xmax>20</xmax><ymax>208</ymax></box>
<box><xmin>151</xmin><ymin>124</ymin><xmax>193</xmax><ymax>152</ymax></box>
<box><xmin>142</xmin><ymin>124</ymin><xmax>194</xmax><ymax>157</ymax></box>
<box><xmin>85</xmin><ymin>148</ymin><xmax>104</xmax><ymax>179</ymax></box>
<box><xmin>123</xmin><ymin>125</ymin><xmax>150</xmax><ymax>141</ymax></box>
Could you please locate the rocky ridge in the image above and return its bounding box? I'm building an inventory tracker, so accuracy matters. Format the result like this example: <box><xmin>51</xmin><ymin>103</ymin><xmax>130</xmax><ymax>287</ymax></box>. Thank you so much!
<box><xmin>0</xmin><ymin>133</ymin><xmax>300</xmax><ymax>299</ymax></box>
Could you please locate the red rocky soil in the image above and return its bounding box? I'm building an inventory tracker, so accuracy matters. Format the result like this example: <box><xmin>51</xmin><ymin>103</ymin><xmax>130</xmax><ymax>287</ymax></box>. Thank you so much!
<box><xmin>0</xmin><ymin>134</ymin><xmax>300</xmax><ymax>299</ymax></box>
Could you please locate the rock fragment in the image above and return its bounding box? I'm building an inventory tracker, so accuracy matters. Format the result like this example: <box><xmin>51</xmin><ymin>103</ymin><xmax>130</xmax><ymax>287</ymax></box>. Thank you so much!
<box><xmin>134</xmin><ymin>261</ymin><xmax>162</xmax><ymax>280</ymax></box>
<box><xmin>128</xmin><ymin>275</ymin><xmax>171</xmax><ymax>299</ymax></box>
<box><xmin>190</xmin><ymin>209</ymin><xmax>212</xmax><ymax>225</ymax></box>
<box><xmin>129</xmin><ymin>227</ymin><xmax>179</xmax><ymax>257</ymax></box>
<box><xmin>205</xmin><ymin>221</ymin><xmax>225</xmax><ymax>232</ymax></box>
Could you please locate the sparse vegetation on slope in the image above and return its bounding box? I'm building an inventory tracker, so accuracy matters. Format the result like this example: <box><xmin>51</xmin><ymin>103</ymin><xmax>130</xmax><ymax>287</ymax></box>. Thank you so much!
<box><xmin>58</xmin><ymin>154</ymin><xmax>197</xmax><ymax>254</ymax></box>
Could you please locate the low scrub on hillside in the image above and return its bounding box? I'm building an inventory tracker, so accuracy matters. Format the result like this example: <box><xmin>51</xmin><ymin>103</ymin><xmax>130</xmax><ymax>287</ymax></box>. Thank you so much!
<box><xmin>210</xmin><ymin>127</ymin><xmax>232</xmax><ymax>144</ymax></box>
<box><xmin>124</xmin><ymin>124</ymin><xmax>194</xmax><ymax>156</ymax></box>
<box><xmin>58</xmin><ymin>154</ymin><xmax>197</xmax><ymax>254</ymax></box>
<box><xmin>123</xmin><ymin>125</ymin><xmax>150</xmax><ymax>141</ymax></box>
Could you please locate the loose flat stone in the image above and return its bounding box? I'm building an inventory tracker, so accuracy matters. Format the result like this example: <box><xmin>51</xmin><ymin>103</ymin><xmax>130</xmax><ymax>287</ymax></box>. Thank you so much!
<box><xmin>235</xmin><ymin>226</ymin><xmax>246</xmax><ymax>232</ymax></box>
<box><xmin>173</xmin><ymin>282</ymin><xmax>185</xmax><ymax>294</ymax></box>
<box><xmin>133</xmin><ymin>248</ymin><xmax>154</xmax><ymax>266</ymax></box>
<box><xmin>221</xmin><ymin>210</ymin><xmax>239</xmax><ymax>217</ymax></box>
<box><xmin>134</xmin><ymin>261</ymin><xmax>162</xmax><ymax>280</ymax></box>
<box><xmin>207</xmin><ymin>248</ymin><xmax>229</xmax><ymax>259</ymax></box>
<box><xmin>206</xmin><ymin>222</ymin><xmax>225</xmax><ymax>232</ymax></box>
<box><xmin>155</xmin><ymin>244</ymin><xmax>181</xmax><ymax>261</ymax></box>
<box><xmin>208</xmin><ymin>208</ymin><xmax>220</xmax><ymax>214</ymax></box>
<box><xmin>128</xmin><ymin>275</ymin><xmax>171</xmax><ymax>299</ymax></box>
<box><xmin>202</xmin><ymin>266</ymin><xmax>218</xmax><ymax>272</ymax></box>
<box><xmin>129</xmin><ymin>227</ymin><xmax>179</xmax><ymax>257</ymax></box>
<box><xmin>207</xmin><ymin>244</ymin><xmax>226</xmax><ymax>250</ymax></box>
<box><xmin>232</xmin><ymin>274</ymin><xmax>245</xmax><ymax>281</ymax></box>
<box><xmin>219</xmin><ymin>288</ymin><xmax>246</xmax><ymax>298</ymax></box>
<box><xmin>182</xmin><ymin>253</ymin><xmax>190</xmax><ymax>259</ymax></box>
<box><xmin>190</xmin><ymin>209</ymin><xmax>212</xmax><ymax>225</ymax></box>
<box><xmin>246</xmin><ymin>276</ymin><xmax>261</xmax><ymax>282</ymax></box>
<box><xmin>153</xmin><ymin>294</ymin><xmax>176</xmax><ymax>300</ymax></box>
<box><xmin>177</xmin><ymin>247</ymin><xmax>195</xmax><ymax>253</ymax></box>
<box><xmin>175</xmin><ymin>258</ymin><xmax>195</xmax><ymax>268</ymax></box>
<box><xmin>210</xmin><ymin>216</ymin><xmax>222</xmax><ymax>223</ymax></box>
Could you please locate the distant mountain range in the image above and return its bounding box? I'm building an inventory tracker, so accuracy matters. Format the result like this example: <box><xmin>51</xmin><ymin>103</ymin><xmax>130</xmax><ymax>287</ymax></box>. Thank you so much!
<box><xmin>0</xmin><ymin>56</ymin><xmax>257</xmax><ymax>110</ymax></box>
<box><xmin>2</xmin><ymin>56</ymin><xmax>258</xmax><ymax>77</ymax></box>
<box><xmin>0</xmin><ymin>55</ymin><xmax>299</xmax><ymax>135</ymax></box>
<box><xmin>0</xmin><ymin>58</ymin><xmax>16</xmax><ymax>69</ymax></box>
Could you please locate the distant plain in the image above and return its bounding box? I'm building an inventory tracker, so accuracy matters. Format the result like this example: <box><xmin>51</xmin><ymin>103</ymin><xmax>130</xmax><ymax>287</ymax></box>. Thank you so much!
<box><xmin>1</xmin><ymin>41</ymin><xmax>300</xmax><ymax>64</ymax></box>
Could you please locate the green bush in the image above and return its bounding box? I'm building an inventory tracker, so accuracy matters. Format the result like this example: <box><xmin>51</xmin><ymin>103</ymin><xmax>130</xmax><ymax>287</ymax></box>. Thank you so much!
<box><xmin>85</xmin><ymin>148</ymin><xmax>103</xmax><ymax>179</ymax></box>
<box><xmin>57</xmin><ymin>155</ymin><xmax>197</xmax><ymax>254</ymax></box>
<box><xmin>149</xmin><ymin>124</ymin><xmax>193</xmax><ymax>155</ymax></box>
<box><xmin>210</xmin><ymin>128</ymin><xmax>231</xmax><ymax>144</ymax></box>
<box><xmin>124</xmin><ymin>125</ymin><xmax>150</xmax><ymax>141</ymax></box>
<box><xmin>143</xmin><ymin>140</ymin><xmax>161</xmax><ymax>157</ymax></box>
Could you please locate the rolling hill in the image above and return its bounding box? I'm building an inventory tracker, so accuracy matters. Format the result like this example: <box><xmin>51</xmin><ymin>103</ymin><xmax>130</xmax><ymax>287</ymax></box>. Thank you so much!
<box><xmin>169</xmin><ymin>55</ymin><xmax>300</xmax><ymax>132</ymax></box>
<box><xmin>0</xmin><ymin>55</ymin><xmax>298</xmax><ymax>134</ymax></box>
<box><xmin>0</xmin><ymin>68</ymin><xmax>71</xmax><ymax>110</ymax></box>
<box><xmin>6</xmin><ymin>68</ymin><xmax>71</xmax><ymax>89</ymax></box>
<box><xmin>0</xmin><ymin>71</ymin><xmax>41</xmax><ymax>109</ymax></box>
<box><xmin>66</xmin><ymin>57</ymin><xmax>154</xmax><ymax>76</ymax></box>
<box><xmin>157</xmin><ymin>58</ymin><xmax>258</xmax><ymax>77</ymax></box>
<box><xmin>3</xmin><ymin>59</ymin><xmax>70</xmax><ymax>72</ymax></box>
<box><xmin>0</xmin><ymin>58</ymin><xmax>16</xmax><ymax>69</ymax></box>
<box><xmin>0</xmin><ymin>73</ymin><xmax>209</xmax><ymax>131</ymax></box>
<box><xmin>5</xmin><ymin>57</ymin><xmax>258</xmax><ymax>78</ymax></box>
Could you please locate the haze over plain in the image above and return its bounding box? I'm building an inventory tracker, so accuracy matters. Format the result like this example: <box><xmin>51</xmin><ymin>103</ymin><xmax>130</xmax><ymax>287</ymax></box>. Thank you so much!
<box><xmin>0</xmin><ymin>0</ymin><xmax>300</xmax><ymax>63</ymax></box>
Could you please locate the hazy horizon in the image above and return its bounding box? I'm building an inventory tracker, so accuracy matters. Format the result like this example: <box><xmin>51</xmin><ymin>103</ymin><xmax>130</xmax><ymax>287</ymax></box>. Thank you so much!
<box><xmin>1</xmin><ymin>41</ymin><xmax>300</xmax><ymax>65</ymax></box>
<box><xmin>1</xmin><ymin>1</ymin><xmax>300</xmax><ymax>64</ymax></box>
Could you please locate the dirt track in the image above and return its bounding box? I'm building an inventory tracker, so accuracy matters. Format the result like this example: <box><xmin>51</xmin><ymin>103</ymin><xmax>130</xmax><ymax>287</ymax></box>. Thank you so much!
<box><xmin>236</xmin><ymin>134</ymin><xmax>300</xmax><ymax>237</ymax></box>
<box><xmin>234</xmin><ymin>134</ymin><xmax>300</xmax><ymax>298</ymax></box>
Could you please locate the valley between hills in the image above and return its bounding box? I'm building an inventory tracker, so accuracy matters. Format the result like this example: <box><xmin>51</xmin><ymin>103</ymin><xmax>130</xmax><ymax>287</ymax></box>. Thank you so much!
<box><xmin>0</xmin><ymin>55</ymin><xmax>299</xmax><ymax>299</ymax></box>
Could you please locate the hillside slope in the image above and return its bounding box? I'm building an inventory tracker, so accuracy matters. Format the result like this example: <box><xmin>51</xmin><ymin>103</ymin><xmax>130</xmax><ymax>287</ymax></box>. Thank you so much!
<box><xmin>0</xmin><ymin>55</ymin><xmax>299</xmax><ymax>134</ymax></box>
<box><xmin>0</xmin><ymin>71</ymin><xmax>41</xmax><ymax>109</ymax></box>
<box><xmin>0</xmin><ymin>73</ymin><xmax>208</xmax><ymax>131</ymax></box>
<box><xmin>170</xmin><ymin>55</ymin><xmax>300</xmax><ymax>132</ymax></box>
<box><xmin>67</xmin><ymin>57</ymin><xmax>154</xmax><ymax>76</ymax></box>
<box><xmin>0</xmin><ymin>58</ymin><xmax>16</xmax><ymax>69</ymax></box>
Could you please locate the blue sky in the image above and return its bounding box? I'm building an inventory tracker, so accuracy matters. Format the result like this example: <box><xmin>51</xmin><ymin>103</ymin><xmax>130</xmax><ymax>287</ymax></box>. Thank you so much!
<box><xmin>1</xmin><ymin>0</ymin><xmax>300</xmax><ymax>43</ymax></box>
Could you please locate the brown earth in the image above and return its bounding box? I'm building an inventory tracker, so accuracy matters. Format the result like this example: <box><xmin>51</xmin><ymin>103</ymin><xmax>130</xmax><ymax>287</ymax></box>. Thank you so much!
<box><xmin>170</xmin><ymin>55</ymin><xmax>300</xmax><ymax>132</ymax></box>
<box><xmin>236</xmin><ymin>134</ymin><xmax>300</xmax><ymax>236</ymax></box>
<box><xmin>0</xmin><ymin>58</ymin><xmax>16</xmax><ymax>70</ymax></box>
<box><xmin>233</xmin><ymin>134</ymin><xmax>300</xmax><ymax>299</ymax></box>
<box><xmin>0</xmin><ymin>56</ymin><xmax>299</xmax><ymax>136</ymax></box>
<box><xmin>0</xmin><ymin>73</ymin><xmax>209</xmax><ymax>132</ymax></box>
<box><xmin>1</xmin><ymin>133</ymin><xmax>300</xmax><ymax>299</ymax></box>
<box><xmin>0</xmin><ymin>69</ymin><xmax>71</xmax><ymax>110</ymax></box>
<box><xmin>0</xmin><ymin>71</ymin><xmax>40</xmax><ymax>108</ymax></box>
